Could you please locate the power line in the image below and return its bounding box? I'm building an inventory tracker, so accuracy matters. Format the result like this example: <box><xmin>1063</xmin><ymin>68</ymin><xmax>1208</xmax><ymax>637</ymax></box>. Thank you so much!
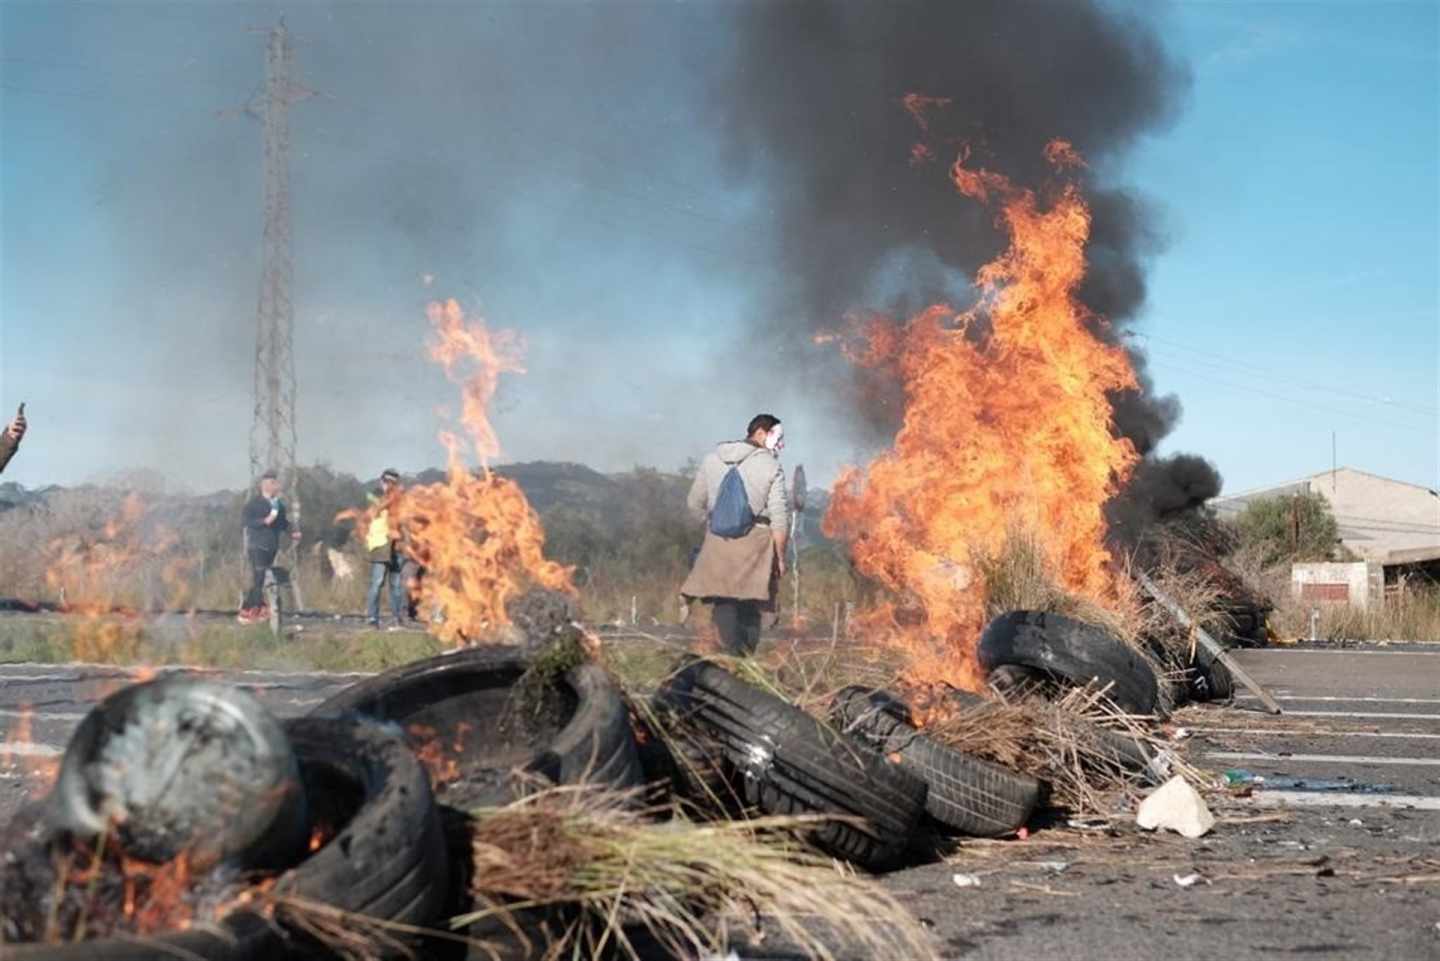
<box><xmin>1152</xmin><ymin>358</ymin><xmax>1440</xmax><ymax>437</ymax></box>
<box><xmin>1131</xmin><ymin>331</ymin><xmax>1439</xmax><ymax>417</ymax></box>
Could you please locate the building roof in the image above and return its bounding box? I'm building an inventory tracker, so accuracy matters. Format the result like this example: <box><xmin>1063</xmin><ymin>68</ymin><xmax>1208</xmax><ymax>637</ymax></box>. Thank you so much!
<box><xmin>1209</xmin><ymin>467</ymin><xmax>1440</xmax><ymax>567</ymax></box>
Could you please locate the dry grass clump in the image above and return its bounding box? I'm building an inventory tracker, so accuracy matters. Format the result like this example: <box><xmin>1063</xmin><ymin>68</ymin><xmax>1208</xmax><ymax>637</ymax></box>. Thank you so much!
<box><xmin>974</xmin><ymin>525</ymin><xmax>1125</xmax><ymax>638</ymax></box>
<box><xmin>916</xmin><ymin>686</ymin><xmax>1202</xmax><ymax>813</ymax></box>
<box><xmin>599</xmin><ymin>631</ymin><xmax>902</xmax><ymax>716</ymax></box>
<box><xmin>1268</xmin><ymin>585</ymin><xmax>1440</xmax><ymax>643</ymax></box>
<box><xmin>450</xmin><ymin>784</ymin><xmax>936</xmax><ymax>961</ymax></box>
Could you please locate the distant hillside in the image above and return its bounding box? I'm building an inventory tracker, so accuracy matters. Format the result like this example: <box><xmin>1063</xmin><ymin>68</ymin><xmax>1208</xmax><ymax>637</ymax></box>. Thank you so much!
<box><xmin>0</xmin><ymin>460</ymin><xmax>835</xmax><ymax>554</ymax></box>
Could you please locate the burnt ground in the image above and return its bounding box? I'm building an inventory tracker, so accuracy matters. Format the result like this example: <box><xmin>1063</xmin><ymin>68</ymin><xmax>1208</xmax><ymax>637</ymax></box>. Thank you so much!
<box><xmin>2</xmin><ymin>641</ymin><xmax>1438</xmax><ymax>960</ymax></box>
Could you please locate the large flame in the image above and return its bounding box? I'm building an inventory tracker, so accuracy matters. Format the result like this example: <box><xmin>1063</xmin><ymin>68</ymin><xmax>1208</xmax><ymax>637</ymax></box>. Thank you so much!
<box><xmin>378</xmin><ymin>299</ymin><xmax>572</xmax><ymax>645</ymax></box>
<box><xmin>822</xmin><ymin>141</ymin><xmax>1138</xmax><ymax>689</ymax></box>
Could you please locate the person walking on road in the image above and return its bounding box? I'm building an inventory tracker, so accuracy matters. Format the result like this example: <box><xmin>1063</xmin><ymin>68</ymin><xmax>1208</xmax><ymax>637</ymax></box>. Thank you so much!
<box><xmin>681</xmin><ymin>414</ymin><xmax>790</xmax><ymax>655</ymax></box>
<box><xmin>364</xmin><ymin>469</ymin><xmax>409</xmax><ymax>630</ymax></box>
<box><xmin>239</xmin><ymin>470</ymin><xmax>299</xmax><ymax>624</ymax></box>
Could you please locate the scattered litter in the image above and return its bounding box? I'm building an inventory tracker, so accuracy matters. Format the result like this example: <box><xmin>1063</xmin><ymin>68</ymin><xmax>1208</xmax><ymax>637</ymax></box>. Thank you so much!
<box><xmin>1034</xmin><ymin>861</ymin><xmax>1070</xmax><ymax>874</ymax></box>
<box><xmin>701</xmin><ymin>952</ymin><xmax>741</xmax><ymax>961</ymax></box>
<box><xmin>1348</xmin><ymin>818</ymin><xmax>1364</xmax><ymax>827</ymax></box>
<box><xmin>952</xmin><ymin>873</ymin><xmax>983</xmax><ymax>889</ymax></box>
<box><xmin>1009</xmin><ymin>879</ymin><xmax>1078</xmax><ymax>897</ymax></box>
<box><xmin>1145</xmin><ymin>749</ymin><xmax>1176</xmax><ymax>783</ymax></box>
<box><xmin>1173</xmin><ymin>873</ymin><xmax>1209</xmax><ymax>888</ymax></box>
<box><xmin>1066</xmin><ymin>817</ymin><xmax>1109</xmax><ymax>831</ymax></box>
<box><xmin>1170</xmin><ymin>728</ymin><xmax>1192</xmax><ymax>741</ymax></box>
<box><xmin>1016</xmin><ymin>827</ymin><xmax>1030</xmax><ymax>840</ymax></box>
<box><xmin>1136</xmin><ymin>775</ymin><xmax>1215</xmax><ymax>839</ymax></box>
<box><xmin>1224</xmin><ymin>769</ymin><xmax>1264</xmax><ymax>787</ymax></box>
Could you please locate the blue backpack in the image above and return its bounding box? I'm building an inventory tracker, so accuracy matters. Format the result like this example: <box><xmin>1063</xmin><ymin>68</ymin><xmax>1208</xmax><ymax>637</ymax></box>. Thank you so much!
<box><xmin>709</xmin><ymin>449</ymin><xmax>761</xmax><ymax>538</ymax></box>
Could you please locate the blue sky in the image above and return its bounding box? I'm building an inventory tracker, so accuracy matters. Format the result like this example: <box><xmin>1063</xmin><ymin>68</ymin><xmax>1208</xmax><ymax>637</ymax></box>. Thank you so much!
<box><xmin>1</xmin><ymin>0</ymin><xmax>1436</xmax><ymax>497</ymax></box>
<box><xmin>1128</xmin><ymin>1</ymin><xmax>1438</xmax><ymax>492</ymax></box>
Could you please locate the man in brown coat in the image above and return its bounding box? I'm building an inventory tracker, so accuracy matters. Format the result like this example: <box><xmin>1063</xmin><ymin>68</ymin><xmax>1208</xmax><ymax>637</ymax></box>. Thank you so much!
<box><xmin>0</xmin><ymin>406</ymin><xmax>26</xmax><ymax>474</ymax></box>
<box><xmin>681</xmin><ymin>414</ymin><xmax>790</xmax><ymax>654</ymax></box>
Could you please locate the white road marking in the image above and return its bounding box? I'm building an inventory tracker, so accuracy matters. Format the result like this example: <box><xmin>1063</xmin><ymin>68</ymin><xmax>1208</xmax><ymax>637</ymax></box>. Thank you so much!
<box><xmin>1269</xmin><ymin>711</ymin><xmax>1440</xmax><ymax>721</ymax></box>
<box><xmin>0</xmin><ymin>741</ymin><xmax>62</xmax><ymax>757</ymax></box>
<box><xmin>1207</xmin><ymin>751</ymin><xmax>1440</xmax><ymax>768</ymax></box>
<box><xmin>1237</xmin><ymin>695</ymin><xmax>1440</xmax><ymax>705</ymax></box>
<box><xmin>1191</xmin><ymin>728</ymin><xmax>1440</xmax><ymax>740</ymax></box>
<box><xmin>0</xmin><ymin>707</ymin><xmax>87</xmax><ymax>721</ymax></box>
<box><xmin>0</xmin><ymin>664</ymin><xmax>374</xmax><ymax>680</ymax></box>
<box><xmin>1242</xmin><ymin>649</ymin><xmax>1440</xmax><ymax>655</ymax></box>
<box><xmin>1249</xmin><ymin>790</ymin><xmax>1440</xmax><ymax>811</ymax></box>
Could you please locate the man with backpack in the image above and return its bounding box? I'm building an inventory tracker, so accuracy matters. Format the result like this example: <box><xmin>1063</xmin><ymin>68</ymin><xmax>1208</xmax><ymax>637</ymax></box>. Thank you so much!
<box><xmin>681</xmin><ymin>414</ymin><xmax>790</xmax><ymax>655</ymax></box>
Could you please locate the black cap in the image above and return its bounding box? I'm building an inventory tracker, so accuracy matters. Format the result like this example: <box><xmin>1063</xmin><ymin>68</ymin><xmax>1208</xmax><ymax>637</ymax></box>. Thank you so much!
<box><xmin>381</xmin><ymin>468</ymin><xmax>401</xmax><ymax>481</ymax></box>
<box><xmin>259</xmin><ymin>469</ymin><xmax>278</xmax><ymax>481</ymax></box>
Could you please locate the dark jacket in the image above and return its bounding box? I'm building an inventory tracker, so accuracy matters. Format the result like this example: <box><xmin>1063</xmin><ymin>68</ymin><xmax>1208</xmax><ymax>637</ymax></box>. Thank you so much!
<box><xmin>243</xmin><ymin>494</ymin><xmax>291</xmax><ymax>553</ymax></box>
<box><xmin>0</xmin><ymin>431</ymin><xmax>19</xmax><ymax>475</ymax></box>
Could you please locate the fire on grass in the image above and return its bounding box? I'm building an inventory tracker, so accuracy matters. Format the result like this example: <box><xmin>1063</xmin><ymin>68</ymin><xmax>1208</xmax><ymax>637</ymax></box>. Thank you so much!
<box><xmin>38</xmin><ymin>491</ymin><xmax>199</xmax><ymax>662</ymax></box>
<box><xmin>822</xmin><ymin>138</ymin><xmax>1139</xmax><ymax>692</ymax></box>
<box><xmin>346</xmin><ymin>299</ymin><xmax>573</xmax><ymax>646</ymax></box>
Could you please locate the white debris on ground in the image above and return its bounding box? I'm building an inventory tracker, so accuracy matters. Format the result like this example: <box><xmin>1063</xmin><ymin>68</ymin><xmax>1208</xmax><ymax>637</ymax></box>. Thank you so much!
<box><xmin>952</xmin><ymin>873</ymin><xmax>983</xmax><ymax>888</ymax></box>
<box><xmin>1135</xmin><ymin>775</ymin><xmax>1215</xmax><ymax>839</ymax></box>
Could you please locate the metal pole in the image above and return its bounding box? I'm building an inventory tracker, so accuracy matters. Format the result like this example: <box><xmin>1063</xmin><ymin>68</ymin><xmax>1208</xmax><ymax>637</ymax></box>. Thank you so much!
<box><xmin>1135</xmin><ymin>570</ymin><xmax>1283</xmax><ymax>715</ymax></box>
<box><xmin>790</xmin><ymin>512</ymin><xmax>801</xmax><ymax>628</ymax></box>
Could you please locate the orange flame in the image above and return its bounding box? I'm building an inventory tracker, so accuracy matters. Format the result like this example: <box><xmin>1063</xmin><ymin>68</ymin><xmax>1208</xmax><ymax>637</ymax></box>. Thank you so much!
<box><xmin>367</xmin><ymin>299</ymin><xmax>572</xmax><ymax>646</ymax></box>
<box><xmin>41</xmin><ymin>493</ymin><xmax>199</xmax><ymax>663</ymax></box>
<box><xmin>822</xmin><ymin>140</ymin><xmax>1137</xmax><ymax>690</ymax></box>
<box><xmin>407</xmin><ymin>721</ymin><xmax>463</xmax><ymax>786</ymax></box>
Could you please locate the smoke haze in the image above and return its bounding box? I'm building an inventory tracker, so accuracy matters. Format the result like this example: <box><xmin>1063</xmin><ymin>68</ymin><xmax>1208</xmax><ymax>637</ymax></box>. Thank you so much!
<box><xmin>1</xmin><ymin>0</ymin><xmax>1217</xmax><ymax>524</ymax></box>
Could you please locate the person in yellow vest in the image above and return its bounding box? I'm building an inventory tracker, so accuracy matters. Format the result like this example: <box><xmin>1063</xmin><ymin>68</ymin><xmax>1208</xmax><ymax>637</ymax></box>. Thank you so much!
<box><xmin>364</xmin><ymin>469</ymin><xmax>407</xmax><ymax>629</ymax></box>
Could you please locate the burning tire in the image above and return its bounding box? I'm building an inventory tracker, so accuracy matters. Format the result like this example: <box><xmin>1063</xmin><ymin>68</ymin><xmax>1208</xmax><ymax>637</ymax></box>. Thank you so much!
<box><xmin>46</xmin><ymin>677</ymin><xmax>307</xmax><ymax>871</ymax></box>
<box><xmin>311</xmin><ymin>644</ymin><xmax>643</xmax><ymax>805</ymax></box>
<box><xmin>657</xmin><ymin>659</ymin><xmax>927</xmax><ymax>870</ymax></box>
<box><xmin>829</xmin><ymin>686</ymin><xmax>1040</xmax><ymax>837</ymax></box>
<box><xmin>978</xmin><ymin>610</ymin><xmax>1160</xmax><ymax>715</ymax></box>
<box><xmin>276</xmin><ymin>716</ymin><xmax>451</xmax><ymax>934</ymax></box>
<box><xmin>2</xmin><ymin>716</ymin><xmax>443</xmax><ymax>959</ymax></box>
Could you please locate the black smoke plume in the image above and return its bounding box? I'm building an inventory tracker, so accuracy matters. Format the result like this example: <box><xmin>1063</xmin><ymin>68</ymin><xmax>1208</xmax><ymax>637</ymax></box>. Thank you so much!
<box><xmin>715</xmin><ymin>0</ymin><xmax>1220</xmax><ymax>529</ymax></box>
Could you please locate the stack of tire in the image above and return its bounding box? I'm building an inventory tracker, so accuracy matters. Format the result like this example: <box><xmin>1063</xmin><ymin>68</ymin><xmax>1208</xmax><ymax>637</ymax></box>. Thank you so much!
<box><xmin>977</xmin><ymin>610</ymin><xmax>1163</xmax><ymax>714</ymax></box>
<box><xmin>5</xmin><ymin>692</ymin><xmax>451</xmax><ymax>961</ymax></box>
<box><xmin>652</xmin><ymin>657</ymin><xmax>1043</xmax><ymax>868</ymax></box>
<box><xmin>5</xmin><ymin>646</ymin><xmax>645</xmax><ymax>961</ymax></box>
<box><xmin>978</xmin><ymin>608</ymin><xmax>1234</xmax><ymax>710</ymax></box>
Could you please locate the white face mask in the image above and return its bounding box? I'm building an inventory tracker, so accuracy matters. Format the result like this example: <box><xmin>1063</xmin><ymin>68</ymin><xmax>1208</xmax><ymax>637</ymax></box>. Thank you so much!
<box><xmin>763</xmin><ymin>424</ymin><xmax>785</xmax><ymax>453</ymax></box>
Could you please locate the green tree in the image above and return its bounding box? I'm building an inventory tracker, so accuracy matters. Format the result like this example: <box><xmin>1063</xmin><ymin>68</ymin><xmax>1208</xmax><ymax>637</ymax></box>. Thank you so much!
<box><xmin>1228</xmin><ymin>492</ymin><xmax>1341</xmax><ymax>565</ymax></box>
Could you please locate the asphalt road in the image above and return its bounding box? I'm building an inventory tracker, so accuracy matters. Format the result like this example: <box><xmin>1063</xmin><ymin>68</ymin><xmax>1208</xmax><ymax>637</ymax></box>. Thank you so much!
<box><xmin>2</xmin><ymin>643</ymin><xmax>1438</xmax><ymax>960</ymax></box>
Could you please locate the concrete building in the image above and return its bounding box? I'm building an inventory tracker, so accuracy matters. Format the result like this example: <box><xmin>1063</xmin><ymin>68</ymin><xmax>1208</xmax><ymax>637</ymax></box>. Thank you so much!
<box><xmin>1210</xmin><ymin>467</ymin><xmax>1440</xmax><ymax>607</ymax></box>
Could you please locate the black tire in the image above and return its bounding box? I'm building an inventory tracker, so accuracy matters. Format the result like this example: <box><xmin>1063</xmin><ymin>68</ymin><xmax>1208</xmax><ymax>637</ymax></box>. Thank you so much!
<box><xmin>278</xmin><ymin>717</ymin><xmax>451</xmax><ymax>933</ymax></box>
<box><xmin>2</xmin><ymin>719</ymin><xmax>448</xmax><ymax>960</ymax></box>
<box><xmin>829</xmin><ymin>687</ymin><xmax>1040</xmax><ymax>837</ymax></box>
<box><xmin>1181</xmin><ymin>646</ymin><xmax>1235</xmax><ymax>703</ymax></box>
<box><xmin>312</xmin><ymin>645</ymin><xmax>643</xmax><ymax>800</ymax></box>
<box><xmin>978</xmin><ymin>610</ymin><xmax>1160</xmax><ymax>715</ymax></box>
<box><xmin>0</xmin><ymin>800</ymin><xmax>282</xmax><ymax>960</ymax></box>
<box><xmin>633</xmin><ymin>699</ymin><xmax>744</xmax><ymax>817</ymax></box>
<box><xmin>658</xmin><ymin>660</ymin><xmax>927</xmax><ymax>869</ymax></box>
